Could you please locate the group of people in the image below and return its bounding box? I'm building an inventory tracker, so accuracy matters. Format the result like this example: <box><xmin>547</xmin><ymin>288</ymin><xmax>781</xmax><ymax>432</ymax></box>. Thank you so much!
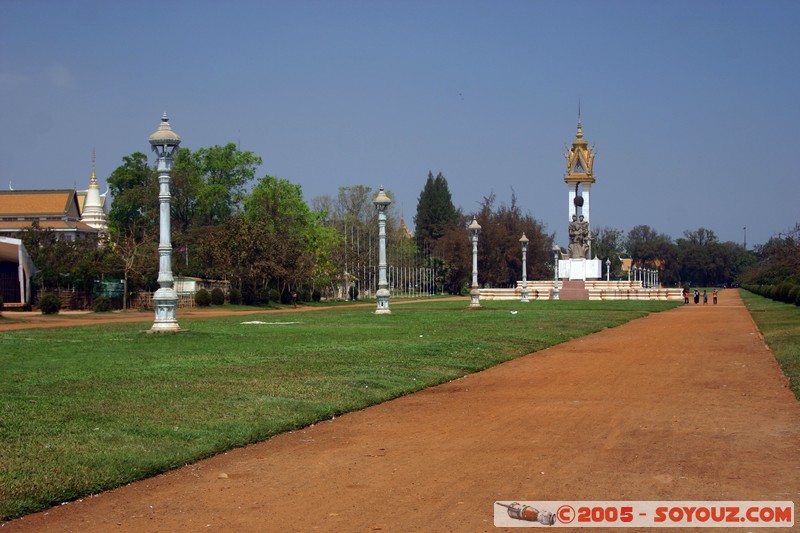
<box><xmin>682</xmin><ymin>288</ymin><xmax>718</xmax><ymax>305</ymax></box>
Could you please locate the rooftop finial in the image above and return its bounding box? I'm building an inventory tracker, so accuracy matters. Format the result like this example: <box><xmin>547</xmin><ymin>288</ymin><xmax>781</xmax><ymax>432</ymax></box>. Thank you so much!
<box><xmin>576</xmin><ymin>100</ymin><xmax>584</xmax><ymax>139</ymax></box>
<box><xmin>90</xmin><ymin>148</ymin><xmax>98</xmax><ymax>187</ymax></box>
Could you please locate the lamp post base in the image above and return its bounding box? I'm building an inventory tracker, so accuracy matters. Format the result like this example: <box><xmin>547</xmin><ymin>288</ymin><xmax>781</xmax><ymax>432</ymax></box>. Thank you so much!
<box><xmin>150</xmin><ymin>287</ymin><xmax>182</xmax><ymax>332</ymax></box>
<box><xmin>375</xmin><ymin>288</ymin><xmax>391</xmax><ymax>314</ymax></box>
<box><xmin>470</xmin><ymin>287</ymin><xmax>481</xmax><ymax>308</ymax></box>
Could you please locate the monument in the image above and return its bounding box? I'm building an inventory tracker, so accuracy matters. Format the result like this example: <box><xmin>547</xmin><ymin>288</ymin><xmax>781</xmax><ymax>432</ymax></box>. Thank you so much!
<box><xmin>558</xmin><ymin>114</ymin><xmax>602</xmax><ymax>283</ymax></box>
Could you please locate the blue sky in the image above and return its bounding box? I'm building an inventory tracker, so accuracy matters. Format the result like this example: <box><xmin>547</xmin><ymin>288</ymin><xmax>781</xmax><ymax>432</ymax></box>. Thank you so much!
<box><xmin>1</xmin><ymin>0</ymin><xmax>797</xmax><ymax>248</ymax></box>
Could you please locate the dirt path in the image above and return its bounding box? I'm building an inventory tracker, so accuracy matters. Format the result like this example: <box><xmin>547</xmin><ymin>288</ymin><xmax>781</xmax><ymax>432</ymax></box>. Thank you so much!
<box><xmin>4</xmin><ymin>291</ymin><xmax>800</xmax><ymax>531</ymax></box>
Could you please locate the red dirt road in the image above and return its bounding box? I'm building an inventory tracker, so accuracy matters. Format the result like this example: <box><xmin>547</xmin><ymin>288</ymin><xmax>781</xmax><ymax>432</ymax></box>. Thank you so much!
<box><xmin>4</xmin><ymin>291</ymin><xmax>800</xmax><ymax>531</ymax></box>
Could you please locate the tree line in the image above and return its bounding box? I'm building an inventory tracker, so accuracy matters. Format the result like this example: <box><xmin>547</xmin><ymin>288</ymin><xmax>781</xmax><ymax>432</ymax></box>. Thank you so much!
<box><xmin>17</xmin><ymin>143</ymin><xmax>799</xmax><ymax>307</ymax></box>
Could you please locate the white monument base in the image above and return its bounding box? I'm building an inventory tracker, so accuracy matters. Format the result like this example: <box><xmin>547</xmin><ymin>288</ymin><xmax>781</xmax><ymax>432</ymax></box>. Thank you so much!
<box><xmin>558</xmin><ymin>258</ymin><xmax>602</xmax><ymax>281</ymax></box>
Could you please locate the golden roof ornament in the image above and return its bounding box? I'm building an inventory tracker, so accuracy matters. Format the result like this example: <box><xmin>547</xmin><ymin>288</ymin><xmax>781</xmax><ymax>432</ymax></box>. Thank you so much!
<box><xmin>564</xmin><ymin>114</ymin><xmax>596</xmax><ymax>184</ymax></box>
<box><xmin>89</xmin><ymin>148</ymin><xmax>98</xmax><ymax>189</ymax></box>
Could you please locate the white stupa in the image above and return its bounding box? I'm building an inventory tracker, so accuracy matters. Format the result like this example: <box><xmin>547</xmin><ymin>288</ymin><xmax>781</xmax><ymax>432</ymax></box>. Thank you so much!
<box><xmin>79</xmin><ymin>149</ymin><xmax>108</xmax><ymax>232</ymax></box>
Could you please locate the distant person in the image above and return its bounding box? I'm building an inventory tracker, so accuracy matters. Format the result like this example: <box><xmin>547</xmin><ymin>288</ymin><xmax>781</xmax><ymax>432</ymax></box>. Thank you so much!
<box><xmin>703</xmin><ymin>290</ymin><xmax>708</xmax><ymax>304</ymax></box>
<box><xmin>713</xmin><ymin>289</ymin><xmax>718</xmax><ymax>304</ymax></box>
<box><xmin>291</xmin><ymin>291</ymin><xmax>298</xmax><ymax>308</ymax></box>
<box><xmin>694</xmin><ymin>289</ymin><xmax>700</xmax><ymax>304</ymax></box>
<box><xmin>683</xmin><ymin>288</ymin><xmax>689</xmax><ymax>304</ymax></box>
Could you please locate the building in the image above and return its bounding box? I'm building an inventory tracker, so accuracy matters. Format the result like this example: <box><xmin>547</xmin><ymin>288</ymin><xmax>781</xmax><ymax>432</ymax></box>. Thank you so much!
<box><xmin>0</xmin><ymin>237</ymin><xmax>35</xmax><ymax>306</ymax></box>
<box><xmin>0</xmin><ymin>154</ymin><xmax>107</xmax><ymax>239</ymax></box>
<box><xmin>0</xmin><ymin>189</ymin><xmax>99</xmax><ymax>240</ymax></box>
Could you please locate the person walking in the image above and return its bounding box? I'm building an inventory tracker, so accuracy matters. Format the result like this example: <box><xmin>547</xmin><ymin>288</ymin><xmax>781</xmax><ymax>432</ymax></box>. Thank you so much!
<box><xmin>694</xmin><ymin>289</ymin><xmax>700</xmax><ymax>304</ymax></box>
<box><xmin>683</xmin><ymin>288</ymin><xmax>689</xmax><ymax>304</ymax></box>
<box><xmin>713</xmin><ymin>289</ymin><xmax>718</xmax><ymax>304</ymax></box>
<box><xmin>703</xmin><ymin>290</ymin><xmax>708</xmax><ymax>304</ymax></box>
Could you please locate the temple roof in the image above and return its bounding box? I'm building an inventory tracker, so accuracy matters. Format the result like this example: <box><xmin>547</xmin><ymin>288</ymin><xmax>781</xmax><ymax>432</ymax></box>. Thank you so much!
<box><xmin>0</xmin><ymin>190</ymin><xmax>81</xmax><ymax>218</ymax></box>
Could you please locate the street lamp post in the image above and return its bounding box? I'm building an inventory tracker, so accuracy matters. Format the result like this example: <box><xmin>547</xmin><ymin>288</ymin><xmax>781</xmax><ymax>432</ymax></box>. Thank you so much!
<box><xmin>520</xmin><ymin>233</ymin><xmax>529</xmax><ymax>303</ymax></box>
<box><xmin>373</xmin><ymin>186</ymin><xmax>392</xmax><ymax>314</ymax></box>
<box><xmin>149</xmin><ymin>113</ymin><xmax>182</xmax><ymax>332</ymax></box>
<box><xmin>606</xmin><ymin>257</ymin><xmax>611</xmax><ymax>281</ymax></box>
<box><xmin>469</xmin><ymin>216</ymin><xmax>481</xmax><ymax>308</ymax></box>
<box><xmin>552</xmin><ymin>245</ymin><xmax>560</xmax><ymax>300</ymax></box>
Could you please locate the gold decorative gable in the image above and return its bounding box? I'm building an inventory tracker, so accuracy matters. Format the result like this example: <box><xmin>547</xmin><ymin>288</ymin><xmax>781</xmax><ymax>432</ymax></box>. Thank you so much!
<box><xmin>564</xmin><ymin>119</ymin><xmax>596</xmax><ymax>184</ymax></box>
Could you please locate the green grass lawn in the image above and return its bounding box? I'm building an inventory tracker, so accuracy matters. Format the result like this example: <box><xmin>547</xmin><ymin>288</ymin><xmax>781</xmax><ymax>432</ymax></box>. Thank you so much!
<box><xmin>740</xmin><ymin>289</ymin><xmax>800</xmax><ymax>400</ymax></box>
<box><xmin>0</xmin><ymin>299</ymin><xmax>678</xmax><ymax>521</ymax></box>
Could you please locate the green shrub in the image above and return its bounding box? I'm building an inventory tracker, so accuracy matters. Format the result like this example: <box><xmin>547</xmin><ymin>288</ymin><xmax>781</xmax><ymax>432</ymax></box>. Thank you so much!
<box><xmin>229</xmin><ymin>287</ymin><xmax>242</xmax><ymax>305</ymax></box>
<box><xmin>210</xmin><ymin>287</ymin><xmax>225</xmax><ymax>306</ymax></box>
<box><xmin>312</xmin><ymin>289</ymin><xmax>321</xmax><ymax>302</ymax></box>
<box><xmin>269</xmin><ymin>289</ymin><xmax>281</xmax><ymax>304</ymax></box>
<box><xmin>788</xmin><ymin>286</ymin><xmax>800</xmax><ymax>306</ymax></box>
<box><xmin>348</xmin><ymin>285</ymin><xmax>359</xmax><ymax>300</ymax></box>
<box><xmin>39</xmin><ymin>294</ymin><xmax>61</xmax><ymax>315</ymax></box>
<box><xmin>92</xmin><ymin>297</ymin><xmax>113</xmax><ymax>313</ymax></box>
<box><xmin>242</xmin><ymin>287</ymin><xmax>258</xmax><ymax>305</ymax></box>
<box><xmin>776</xmin><ymin>283</ymin><xmax>793</xmax><ymax>304</ymax></box>
<box><xmin>258</xmin><ymin>289</ymin><xmax>271</xmax><ymax>304</ymax></box>
<box><xmin>195</xmin><ymin>289</ymin><xmax>211</xmax><ymax>307</ymax></box>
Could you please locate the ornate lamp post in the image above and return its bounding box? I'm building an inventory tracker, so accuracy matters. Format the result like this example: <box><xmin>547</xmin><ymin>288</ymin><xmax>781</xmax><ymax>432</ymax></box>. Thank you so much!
<box><xmin>373</xmin><ymin>186</ymin><xmax>392</xmax><ymax>314</ymax></box>
<box><xmin>552</xmin><ymin>244</ymin><xmax>561</xmax><ymax>300</ymax></box>
<box><xmin>149</xmin><ymin>113</ymin><xmax>182</xmax><ymax>332</ymax></box>
<box><xmin>605</xmin><ymin>257</ymin><xmax>611</xmax><ymax>281</ymax></box>
<box><xmin>468</xmin><ymin>216</ymin><xmax>481</xmax><ymax>308</ymax></box>
<box><xmin>519</xmin><ymin>233</ymin><xmax>529</xmax><ymax>302</ymax></box>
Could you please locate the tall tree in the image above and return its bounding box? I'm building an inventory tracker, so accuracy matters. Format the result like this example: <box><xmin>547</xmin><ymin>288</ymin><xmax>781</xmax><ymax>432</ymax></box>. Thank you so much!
<box><xmin>739</xmin><ymin>224</ymin><xmax>799</xmax><ymax>285</ymax></box>
<box><xmin>470</xmin><ymin>192</ymin><xmax>554</xmax><ymax>288</ymax></box>
<box><xmin>106</xmin><ymin>152</ymin><xmax>160</xmax><ymax>296</ymax></box>
<box><xmin>106</xmin><ymin>152</ymin><xmax>158</xmax><ymax>237</ymax></box>
<box><xmin>185</xmin><ymin>143</ymin><xmax>262</xmax><ymax>225</ymax></box>
<box><xmin>244</xmin><ymin>175</ymin><xmax>322</xmax><ymax>296</ymax></box>
<box><xmin>591</xmin><ymin>226</ymin><xmax>625</xmax><ymax>278</ymax></box>
<box><xmin>625</xmin><ymin>225</ymin><xmax>674</xmax><ymax>265</ymax></box>
<box><xmin>414</xmin><ymin>172</ymin><xmax>459</xmax><ymax>250</ymax></box>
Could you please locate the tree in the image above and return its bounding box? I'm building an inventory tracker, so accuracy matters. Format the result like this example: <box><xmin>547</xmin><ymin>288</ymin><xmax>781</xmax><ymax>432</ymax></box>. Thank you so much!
<box><xmin>591</xmin><ymin>226</ymin><xmax>625</xmax><ymax>278</ymax></box>
<box><xmin>414</xmin><ymin>172</ymin><xmax>460</xmax><ymax>250</ymax></box>
<box><xmin>108</xmin><ymin>224</ymin><xmax>156</xmax><ymax>309</ymax></box>
<box><xmin>107</xmin><ymin>152</ymin><xmax>160</xmax><ymax>298</ymax></box>
<box><xmin>244</xmin><ymin>175</ymin><xmax>321</xmax><ymax>296</ymax></box>
<box><xmin>625</xmin><ymin>226</ymin><xmax>673</xmax><ymax>264</ymax></box>
<box><xmin>675</xmin><ymin>229</ymin><xmax>716</xmax><ymax>286</ymax></box>
<box><xmin>470</xmin><ymin>192</ymin><xmax>554</xmax><ymax>288</ymax></box>
<box><xmin>313</xmin><ymin>186</ymin><xmax>390</xmax><ymax>299</ymax></box>
<box><xmin>187</xmin><ymin>143</ymin><xmax>262</xmax><ymax>225</ymax></box>
<box><xmin>107</xmin><ymin>152</ymin><xmax>158</xmax><ymax>237</ymax></box>
<box><xmin>434</xmin><ymin>221</ymin><xmax>472</xmax><ymax>294</ymax></box>
<box><xmin>672</xmin><ymin>228</ymin><xmax>752</xmax><ymax>287</ymax></box>
<box><xmin>624</xmin><ymin>225</ymin><xmax>678</xmax><ymax>285</ymax></box>
<box><xmin>739</xmin><ymin>223</ymin><xmax>799</xmax><ymax>286</ymax></box>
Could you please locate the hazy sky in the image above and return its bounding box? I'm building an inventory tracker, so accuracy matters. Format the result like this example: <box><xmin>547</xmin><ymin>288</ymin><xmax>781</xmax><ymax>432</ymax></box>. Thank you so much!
<box><xmin>1</xmin><ymin>0</ymin><xmax>797</xmax><ymax>248</ymax></box>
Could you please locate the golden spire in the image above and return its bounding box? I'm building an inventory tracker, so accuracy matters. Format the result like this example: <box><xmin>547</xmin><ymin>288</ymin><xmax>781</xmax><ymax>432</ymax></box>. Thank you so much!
<box><xmin>89</xmin><ymin>148</ymin><xmax>98</xmax><ymax>189</ymax></box>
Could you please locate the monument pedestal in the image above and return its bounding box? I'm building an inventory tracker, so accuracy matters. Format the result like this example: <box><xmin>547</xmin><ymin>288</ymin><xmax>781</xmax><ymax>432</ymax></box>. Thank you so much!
<box><xmin>556</xmin><ymin>258</ymin><xmax>601</xmax><ymax>300</ymax></box>
<box><xmin>558</xmin><ymin>258</ymin><xmax>602</xmax><ymax>281</ymax></box>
